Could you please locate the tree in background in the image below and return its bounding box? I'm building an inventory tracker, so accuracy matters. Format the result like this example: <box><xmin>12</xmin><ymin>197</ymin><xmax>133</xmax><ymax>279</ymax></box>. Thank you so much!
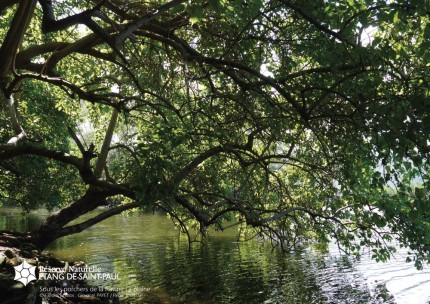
<box><xmin>0</xmin><ymin>0</ymin><xmax>430</xmax><ymax>268</ymax></box>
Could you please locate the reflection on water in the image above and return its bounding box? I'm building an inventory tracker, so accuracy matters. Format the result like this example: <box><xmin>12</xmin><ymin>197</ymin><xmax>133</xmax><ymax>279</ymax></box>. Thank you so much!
<box><xmin>0</xmin><ymin>207</ymin><xmax>46</xmax><ymax>233</ymax></box>
<box><xmin>1</xmin><ymin>207</ymin><xmax>429</xmax><ymax>303</ymax></box>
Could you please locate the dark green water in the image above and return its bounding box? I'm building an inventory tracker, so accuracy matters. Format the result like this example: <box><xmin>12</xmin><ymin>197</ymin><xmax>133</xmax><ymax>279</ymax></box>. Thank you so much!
<box><xmin>0</xmin><ymin>207</ymin><xmax>378</xmax><ymax>303</ymax></box>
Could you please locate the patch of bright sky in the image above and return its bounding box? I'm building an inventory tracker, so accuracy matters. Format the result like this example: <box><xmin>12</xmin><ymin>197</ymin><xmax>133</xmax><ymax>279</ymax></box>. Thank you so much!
<box><xmin>359</xmin><ymin>24</ymin><xmax>378</xmax><ymax>46</ymax></box>
<box><xmin>111</xmin><ymin>84</ymin><xmax>119</xmax><ymax>93</ymax></box>
<box><xmin>260</xmin><ymin>63</ymin><xmax>274</xmax><ymax>77</ymax></box>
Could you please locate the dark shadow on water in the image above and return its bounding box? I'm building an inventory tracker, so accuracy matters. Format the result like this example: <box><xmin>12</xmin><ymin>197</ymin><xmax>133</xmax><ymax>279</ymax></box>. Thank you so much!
<box><xmin>0</xmin><ymin>208</ymin><xmax>379</xmax><ymax>304</ymax></box>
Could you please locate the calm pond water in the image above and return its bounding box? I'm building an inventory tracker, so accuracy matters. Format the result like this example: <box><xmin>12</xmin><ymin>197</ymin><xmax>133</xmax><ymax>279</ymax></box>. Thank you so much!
<box><xmin>1</xmin><ymin>207</ymin><xmax>430</xmax><ymax>303</ymax></box>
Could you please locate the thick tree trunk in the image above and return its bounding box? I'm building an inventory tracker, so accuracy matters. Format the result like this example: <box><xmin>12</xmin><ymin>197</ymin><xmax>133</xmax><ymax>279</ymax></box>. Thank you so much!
<box><xmin>0</xmin><ymin>0</ymin><xmax>35</xmax><ymax>80</ymax></box>
<box><xmin>30</xmin><ymin>108</ymin><xmax>124</xmax><ymax>249</ymax></box>
<box><xmin>31</xmin><ymin>187</ymin><xmax>111</xmax><ymax>249</ymax></box>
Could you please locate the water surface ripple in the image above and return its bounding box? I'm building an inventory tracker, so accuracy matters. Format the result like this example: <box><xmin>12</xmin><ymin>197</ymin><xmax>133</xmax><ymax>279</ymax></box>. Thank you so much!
<box><xmin>1</xmin><ymin>207</ymin><xmax>429</xmax><ymax>303</ymax></box>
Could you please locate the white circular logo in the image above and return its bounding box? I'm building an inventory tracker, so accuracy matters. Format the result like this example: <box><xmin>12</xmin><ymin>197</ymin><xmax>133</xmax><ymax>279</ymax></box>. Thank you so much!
<box><xmin>13</xmin><ymin>260</ymin><xmax>37</xmax><ymax>286</ymax></box>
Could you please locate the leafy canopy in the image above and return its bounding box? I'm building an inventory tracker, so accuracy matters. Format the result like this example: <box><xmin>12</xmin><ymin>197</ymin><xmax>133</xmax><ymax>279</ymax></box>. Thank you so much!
<box><xmin>0</xmin><ymin>0</ymin><xmax>430</xmax><ymax>266</ymax></box>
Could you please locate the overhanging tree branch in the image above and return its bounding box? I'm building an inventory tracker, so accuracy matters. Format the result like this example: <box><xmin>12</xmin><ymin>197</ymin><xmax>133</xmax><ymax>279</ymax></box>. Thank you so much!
<box><xmin>94</xmin><ymin>108</ymin><xmax>119</xmax><ymax>177</ymax></box>
<box><xmin>278</xmin><ymin>0</ymin><xmax>356</xmax><ymax>47</ymax></box>
<box><xmin>7</xmin><ymin>73</ymin><xmax>114</xmax><ymax>107</ymax></box>
<box><xmin>135</xmin><ymin>28</ymin><xmax>310</xmax><ymax>122</ymax></box>
<box><xmin>37</xmin><ymin>0</ymin><xmax>128</xmax><ymax>64</ymax></box>
<box><xmin>170</xmin><ymin>143</ymin><xmax>256</xmax><ymax>186</ymax></box>
<box><xmin>115</xmin><ymin>0</ymin><xmax>189</xmax><ymax>45</ymax></box>
<box><xmin>0</xmin><ymin>0</ymin><xmax>35</xmax><ymax>80</ymax></box>
<box><xmin>54</xmin><ymin>200</ymin><xmax>142</xmax><ymax>238</ymax></box>
<box><xmin>0</xmin><ymin>142</ymin><xmax>84</xmax><ymax>172</ymax></box>
<box><xmin>0</xmin><ymin>93</ymin><xmax>26</xmax><ymax>146</ymax></box>
<box><xmin>67</xmin><ymin>126</ymin><xmax>86</xmax><ymax>156</ymax></box>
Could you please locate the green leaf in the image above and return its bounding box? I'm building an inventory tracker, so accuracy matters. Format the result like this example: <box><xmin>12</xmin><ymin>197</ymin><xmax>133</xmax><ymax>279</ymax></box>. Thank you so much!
<box><xmin>187</xmin><ymin>4</ymin><xmax>204</xmax><ymax>24</ymax></box>
<box><xmin>171</xmin><ymin>3</ymin><xmax>186</xmax><ymax>14</ymax></box>
<box><xmin>209</xmin><ymin>0</ymin><xmax>223</xmax><ymax>12</ymax></box>
<box><xmin>415</xmin><ymin>187</ymin><xmax>426</xmax><ymax>199</ymax></box>
<box><xmin>393</xmin><ymin>11</ymin><xmax>400</xmax><ymax>24</ymax></box>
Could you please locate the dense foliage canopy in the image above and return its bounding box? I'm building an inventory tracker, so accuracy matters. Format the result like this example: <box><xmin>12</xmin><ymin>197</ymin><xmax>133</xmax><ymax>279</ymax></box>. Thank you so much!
<box><xmin>1</xmin><ymin>0</ymin><xmax>430</xmax><ymax>267</ymax></box>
